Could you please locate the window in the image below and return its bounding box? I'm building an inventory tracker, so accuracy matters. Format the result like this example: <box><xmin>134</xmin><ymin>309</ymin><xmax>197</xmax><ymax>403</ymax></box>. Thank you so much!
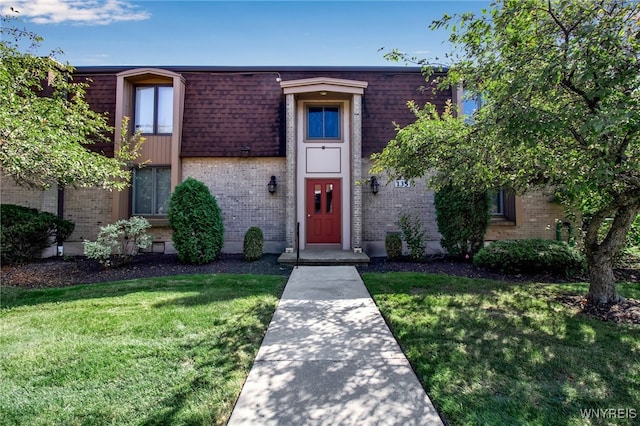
<box><xmin>307</xmin><ymin>106</ymin><xmax>340</xmax><ymax>140</ymax></box>
<box><xmin>132</xmin><ymin>167</ymin><xmax>171</xmax><ymax>216</ymax></box>
<box><xmin>490</xmin><ymin>188</ymin><xmax>517</xmax><ymax>222</ymax></box>
<box><xmin>490</xmin><ymin>189</ymin><xmax>504</xmax><ymax>216</ymax></box>
<box><xmin>134</xmin><ymin>85</ymin><xmax>173</xmax><ymax>134</ymax></box>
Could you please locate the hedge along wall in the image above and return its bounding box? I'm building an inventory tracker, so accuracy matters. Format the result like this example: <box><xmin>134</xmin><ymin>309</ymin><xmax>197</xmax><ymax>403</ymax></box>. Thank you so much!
<box><xmin>0</xmin><ymin>177</ymin><xmax>112</xmax><ymax>256</ymax></box>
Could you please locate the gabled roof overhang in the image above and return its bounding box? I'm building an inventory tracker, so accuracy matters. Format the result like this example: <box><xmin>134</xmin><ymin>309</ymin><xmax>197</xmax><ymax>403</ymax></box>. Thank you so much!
<box><xmin>116</xmin><ymin>67</ymin><xmax>186</xmax><ymax>84</ymax></box>
<box><xmin>280</xmin><ymin>77</ymin><xmax>368</xmax><ymax>95</ymax></box>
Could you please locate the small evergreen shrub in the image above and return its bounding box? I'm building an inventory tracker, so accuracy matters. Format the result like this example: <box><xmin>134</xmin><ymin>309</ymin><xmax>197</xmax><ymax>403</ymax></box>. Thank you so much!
<box><xmin>83</xmin><ymin>216</ymin><xmax>152</xmax><ymax>268</ymax></box>
<box><xmin>398</xmin><ymin>213</ymin><xmax>426</xmax><ymax>261</ymax></box>
<box><xmin>243</xmin><ymin>226</ymin><xmax>264</xmax><ymax>261</ymax></box>
<box><xmin>168</xmin><ymin>177</ymin><xmax>224</xmax><ymax>264</ymax></box>
<box><xmin>385</xmin><ymin>233</ymin><xmax>402</xmax><ymax>260</ymax></box>
<box><xmin>473</xmin><ymin>239</ymin><xmax>586</xmax><ymax>277</ymax></box>
<box><xmin>434</xmin><ymin>184</ymin><xmax>490</xmax><ymax>258</ymax></box>
<box><xmin>1</xmin><ymin>204</ymin><xmax>74</xmax><ymax>263</ymax></box>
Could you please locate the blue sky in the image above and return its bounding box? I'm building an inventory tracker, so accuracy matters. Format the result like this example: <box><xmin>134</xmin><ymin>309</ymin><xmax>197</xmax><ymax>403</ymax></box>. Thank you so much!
<box><xmin>2</xmin><ymin>0</ymin><xmax>490</xmax><ymax>67</ymax></box>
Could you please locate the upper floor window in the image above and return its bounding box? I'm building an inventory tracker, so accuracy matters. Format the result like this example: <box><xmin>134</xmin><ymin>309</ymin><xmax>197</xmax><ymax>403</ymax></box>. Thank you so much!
<box><xmin>135</xmin><ymin>85</ymin><xmax>173</xmax><ymax>134</ymax></box>
<box><xmin>132</xmin><ymin>167</ymin><xmax>171</xmax><ymax>216</ymax></box>
<box><xmin>307</xmin><ymin>106</ymin><xmax>340</xmax><ymax>140</ymax></box>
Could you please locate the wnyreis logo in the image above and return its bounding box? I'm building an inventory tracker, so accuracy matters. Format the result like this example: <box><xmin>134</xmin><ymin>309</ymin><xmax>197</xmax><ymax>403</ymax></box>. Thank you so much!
<box><xmin>580</xmin><ymin>408</ymin><xmax>637</xmax><ymax>420</ymax></box>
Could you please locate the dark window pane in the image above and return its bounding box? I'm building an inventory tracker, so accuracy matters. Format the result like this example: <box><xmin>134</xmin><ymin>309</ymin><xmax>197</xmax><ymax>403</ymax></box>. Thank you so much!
<box><xmin>133</xmin><ymin>168</ymin><xmax>152</xmax><ymax>215</ymax></box>
<box><xmin>324</xmin><ymin>107</ymin><xmax>339</xmax><ymax>138</ymax></box>
<box><xmin>308</xmin><ymin>107</ymin><xmax>323</xmax><ymax>138</ymax></box>
<box><xmin>155</xmin><ymin>168</ymin><xmax>171</xmax><ymax>215</ymax></box>
<box><xmin>491</xmin><ymin>190</ymin><xmax>504</xmax><ymax>215</ymax></box>
<box><xmin>326</xmin><ymin>184</ymin><xmax>333</xmax><ymax>213</ymax></box>
<box><xmin>314</xmin><ymin>184</ymin><xmax>322</xmax><ymax>213</ymax></box>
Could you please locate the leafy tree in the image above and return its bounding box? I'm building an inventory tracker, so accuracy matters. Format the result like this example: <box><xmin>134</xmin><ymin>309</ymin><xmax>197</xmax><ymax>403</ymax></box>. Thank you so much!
<box><xmin>0</xmin><ymin>13</ymin><xmax>143</xmax><ymax>190</ymax></box>
<box><xmin>373</xmin><ymin>0</ymin><xmax>640</xmax><ymax>305</ymax></box>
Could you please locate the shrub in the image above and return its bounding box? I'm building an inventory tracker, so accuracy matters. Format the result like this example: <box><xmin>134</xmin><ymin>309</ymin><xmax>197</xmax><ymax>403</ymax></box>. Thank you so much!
<box><xmin>243</xmin><ymin>226</ymin><xmax>264</xmax><ymax>261</ymax></box>
<box><xmin>83</xmin><ymin>216</ymin><xmax>152</xmax><ymax>268</ymax></box>
<box><xmin>168</xmin><ymin>177</ymin><xmax>224</xmax><ymax>264</ymax></box>
<box><xmin>385</xmin><ymin>233</ymin><xmax>402</xmax><ymax>260</ymax></box>
<box><xmin>0</xmin><ymin>204</ymin><xmax>74</xmax><ymax>263</ymax></box>
<box><xmin>398</xmin><ymin>213</ymin><xmax>426</xmax><ymax>261</ymax></box>
<box><xmin>473</xmin><ymin>239</ymin><xmax>586</xmax><ymax>277</ymax></box>
<box><xmin>434</xmin><ymin>185</ymin><xmax>490</xmax><ymax>258</ymax></box>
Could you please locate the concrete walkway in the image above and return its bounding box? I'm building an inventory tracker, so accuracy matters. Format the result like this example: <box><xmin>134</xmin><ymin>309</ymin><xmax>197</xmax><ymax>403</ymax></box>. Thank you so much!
<box><xmin>227</xmin><ymin>266</ymin><xmax>443</xmax><ymax>426</ymax></box>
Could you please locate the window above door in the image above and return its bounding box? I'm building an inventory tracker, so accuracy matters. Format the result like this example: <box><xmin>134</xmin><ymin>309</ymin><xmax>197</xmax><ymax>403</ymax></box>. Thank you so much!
<box><xmin>305</xmin><ymin>105</ymin><xmax>343</xmax><ymax>142</ymax></box>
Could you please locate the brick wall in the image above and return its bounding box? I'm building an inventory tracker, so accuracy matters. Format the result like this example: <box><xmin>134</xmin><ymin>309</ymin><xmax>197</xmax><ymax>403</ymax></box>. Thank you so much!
<box><xmin>360</xmin><ymin>159</ymin><xmax>570</xmax><ymax>256</ymax></box>
<box><xmin>1</xmin><ymin>176</ymin><xmax>58</xmax><ymax>213</ymax></box>
<box><xmin>485</xmin><ymin>191</ymin><xmax>568</xmax><ymax>241</ymax></box>
<box><xmin>1</xmin><ymin>177</ymin><xmax>113</xmax><ymax>255</ymax></box>
<box><xmin>182</xmin><ymin>157</ymin><xmax>286</xmax><ymax>253</ymax></box>
<box><xmin>361</xmin><ymin>160</ymin><xmax>441</xmax><ymax>256</ymax></box>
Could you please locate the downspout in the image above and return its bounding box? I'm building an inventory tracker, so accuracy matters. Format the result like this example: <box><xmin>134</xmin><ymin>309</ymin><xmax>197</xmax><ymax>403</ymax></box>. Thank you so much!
<box><xmin>57</xmin><ymin>185</ymin><xmax>64</xmax><ymax>256</ymax></box>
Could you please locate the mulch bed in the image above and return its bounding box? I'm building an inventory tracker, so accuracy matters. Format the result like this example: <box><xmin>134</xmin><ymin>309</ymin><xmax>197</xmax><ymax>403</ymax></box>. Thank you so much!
<box><xmin>2</xmin><ymin>253</ymin><xmax>638</xmax><ymax>325</ymax></box>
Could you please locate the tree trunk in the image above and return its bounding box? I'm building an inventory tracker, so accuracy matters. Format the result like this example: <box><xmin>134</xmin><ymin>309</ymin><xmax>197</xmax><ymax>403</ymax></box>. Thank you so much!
<box><xmin>584</xmin><ymin>204</ymin><xmax>639</xmax><ymax>306</ymax></box>
<box><xmin>586</xmin><ymin>252</ymin><xmax>621</xmax><ymax>305</ymax></box>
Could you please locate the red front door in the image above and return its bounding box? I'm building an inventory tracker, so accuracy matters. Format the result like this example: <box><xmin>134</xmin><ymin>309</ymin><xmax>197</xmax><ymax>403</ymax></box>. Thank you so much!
<box><xmin>306</xmin><ymin>179</ymin><xmax>341</xmax><ymax>244</ymax></box>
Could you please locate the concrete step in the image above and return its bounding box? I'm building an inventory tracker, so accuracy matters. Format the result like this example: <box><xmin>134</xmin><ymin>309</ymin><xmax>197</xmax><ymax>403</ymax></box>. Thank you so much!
<box><xmin>277</xmin><ymin>250</ymin><xmax>370</xmax><ymax>266</ymax></box>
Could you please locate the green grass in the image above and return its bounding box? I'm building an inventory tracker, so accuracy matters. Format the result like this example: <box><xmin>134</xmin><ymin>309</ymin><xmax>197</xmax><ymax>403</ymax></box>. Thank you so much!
<box><xmin>363</xmin><ymin>273</ymin><xmax>640</xmax><ymax>426</ymax></box>
<box><xmin>0</xmin><ymin>274</ymin><xmax>286</xmax><ymax>426</ymax></box>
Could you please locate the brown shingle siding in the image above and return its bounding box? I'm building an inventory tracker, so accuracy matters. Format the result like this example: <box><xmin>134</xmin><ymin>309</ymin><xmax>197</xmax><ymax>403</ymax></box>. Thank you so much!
<box><xmin>74</xmin><ymin>67</ymin><xmax>453</xmax><ymax>158</ymax></box>
<box><xmin>75</xmin><ymin>74</ymin><xmax>117</xmax><ymax>157</ymax></box>
<box><xmin>181</xmin><ymin>73</ymin><xmax>284</xmax><ymax>157</ymax></box>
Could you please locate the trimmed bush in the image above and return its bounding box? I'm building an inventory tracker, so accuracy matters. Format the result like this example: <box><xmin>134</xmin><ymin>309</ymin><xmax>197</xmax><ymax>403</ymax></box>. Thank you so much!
<box><xmin>243</xmin><ymin>226</ymin><xmax>264</xmax><ymax>261</ymax></box>
<box><xmin>385</xmin><ymin>232</ymin><xmax>402</xmax><ymax>260</ymax></box>
<box><xmin>434</xmin><ymin>184</ymin><xmax>490</xmax><ymax>258</ymax></box>
<box><xmin>83</xmin><ymin>216</ymin><xmax>152</xmax><ymax>268</ymax></box>
<box><xmin>0</xmin><ymin>204</ymin><xmax>74</xmax><ymax>263</ymax></box>
<box><xmin>398</xmin><ymin>213</ymin><xmax>426</xmax><ymax>261</ymax></box>
<box><xmin>168</xmin><ymin>178</ymin><xmax>224</xmax><ymax>264</ymax></box>
<box><xmin>473</xmin><ymin>239</ymin><xmax>586</xmax><ymax>277</ymax></box>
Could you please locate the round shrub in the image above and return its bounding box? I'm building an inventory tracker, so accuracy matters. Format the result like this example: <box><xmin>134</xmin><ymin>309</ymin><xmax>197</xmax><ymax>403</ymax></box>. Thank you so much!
<box><xmin>473</xmin><ymin>239</ymin><xmax>586</xmax><ymax>277</ymax></box>
<box><xmin>243</xmin><ymin>226</ymin><xmax>264</xmax><ymax>261</ymax></box>
<box><xmin>168</xmin><ymin>178</ymin><xmax>224</xmax><ymax>264</ymax></box>
<box><xmin>385</xmin><ymin>232</ymin><xmax>402</xmax><ymax>260</ymax></box>
<box><xmin>1</xmin><ymin>204</ymin><xmax>74</xmax><ymax>263</ymax></box>
<box><xmin>434</xmin><ymin>185</ymin><xmax>490</xmax><ymax>258</ymax></box>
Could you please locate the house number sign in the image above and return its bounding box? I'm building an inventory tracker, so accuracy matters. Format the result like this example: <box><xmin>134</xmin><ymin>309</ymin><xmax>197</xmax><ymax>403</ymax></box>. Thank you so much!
<box><xmin>394</xmin><ymin>179</ymin><xmax>411</xmax><ymax>188</ymax></box>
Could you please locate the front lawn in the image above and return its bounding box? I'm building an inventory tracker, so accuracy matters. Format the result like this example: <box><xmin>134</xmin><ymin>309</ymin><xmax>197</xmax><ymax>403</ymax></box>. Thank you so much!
<box><xmin>363</xmin><ymin>273</ymin><xmax>640</xmax><ymax>425</ymax></box>
<box><xmin>0</xmin><ymin>274</ymin><xmax>286</xmax><ymax>425</ymax></box>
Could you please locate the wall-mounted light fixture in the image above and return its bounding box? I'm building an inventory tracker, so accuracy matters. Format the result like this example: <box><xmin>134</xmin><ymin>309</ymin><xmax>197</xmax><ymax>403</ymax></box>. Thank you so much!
<box><xmin>240</xmin><ymin>147</ymin><xmax>250</xmax><ymax>156</ymax></box>
<box><xmin>370</xmin><ymin>176</ymin><xmax>379</xmax><ymax>194</ymax></box>
<box><xmin>268</xmin><ymin>175</ymin><xmax>277</xmax><ymax>194</ymax></box>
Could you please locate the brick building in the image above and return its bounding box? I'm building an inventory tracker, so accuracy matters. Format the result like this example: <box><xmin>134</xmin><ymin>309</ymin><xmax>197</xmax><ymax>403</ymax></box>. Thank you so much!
<box><xmin>1</xmin><ymin>66</ymin><xmax>566</xmax><ymax>257</ymax></box>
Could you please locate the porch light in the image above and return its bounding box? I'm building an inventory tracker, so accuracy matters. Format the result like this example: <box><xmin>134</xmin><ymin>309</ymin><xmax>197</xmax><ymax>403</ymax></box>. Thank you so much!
<box><xmin>370</xmin><ymin>176</ymin><xmax>379</xmax><ymax>194</ymax></box>
<box><xmin>268</xmin><ymin>175</ymin><xmax>277</xmax><ymax>194</ymax></box>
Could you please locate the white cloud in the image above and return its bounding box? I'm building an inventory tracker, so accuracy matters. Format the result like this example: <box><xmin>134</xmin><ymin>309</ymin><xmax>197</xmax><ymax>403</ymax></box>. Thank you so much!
<box><xmin>2</xmin><ymin>0</ymin><xmax>150</xmax><ymax>25</ymax></box>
